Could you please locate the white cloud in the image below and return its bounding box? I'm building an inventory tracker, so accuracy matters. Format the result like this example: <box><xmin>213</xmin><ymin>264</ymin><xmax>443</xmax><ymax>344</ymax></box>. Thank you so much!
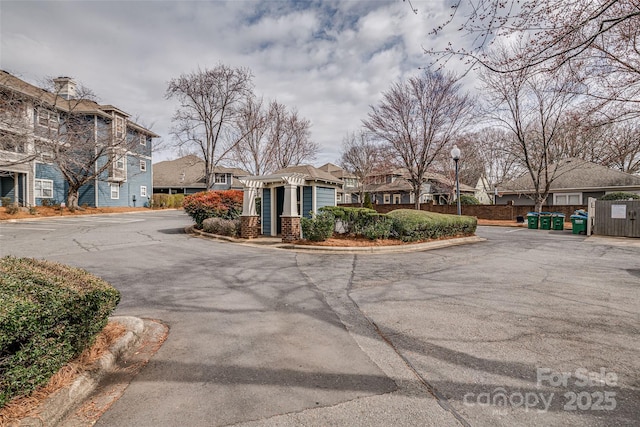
<box><xmin>0</xmin><ymin>0</ymin><xmax>479</xmax><ymax>166</ymax></box>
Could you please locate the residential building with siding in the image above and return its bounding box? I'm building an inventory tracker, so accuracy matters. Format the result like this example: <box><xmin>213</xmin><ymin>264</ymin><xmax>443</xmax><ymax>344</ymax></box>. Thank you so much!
<box><xmin>0</xmin><ymin>70</ymin><xmax>158</xmax><ymax>207</ymax></box>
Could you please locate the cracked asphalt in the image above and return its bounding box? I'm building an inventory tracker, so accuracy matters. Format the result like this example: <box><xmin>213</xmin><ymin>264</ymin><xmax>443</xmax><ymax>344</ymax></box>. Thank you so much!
<box><xmin>1</xmin><ymin>210</ymin><xmax>638</xmax><ymax>426</ymax></box>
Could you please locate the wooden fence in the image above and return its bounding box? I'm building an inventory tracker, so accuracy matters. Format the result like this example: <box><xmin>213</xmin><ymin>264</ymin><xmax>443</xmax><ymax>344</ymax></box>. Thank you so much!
<box><xmin>594</xmin><ymin>200</ymin><xmax>640</xmax><ymax>238</ymax></box>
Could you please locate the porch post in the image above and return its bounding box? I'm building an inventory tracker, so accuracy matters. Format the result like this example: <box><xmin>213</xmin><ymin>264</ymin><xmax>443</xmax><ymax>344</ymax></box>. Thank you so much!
<box><xmin>239</xmin><ymin>179</ymin><xmax>262</xmax><ymax>239</ymax></box>
<box><xmin>280</xmin><ymin>175</ymin><xmax>305</xmax><ymax>243</ymax></box>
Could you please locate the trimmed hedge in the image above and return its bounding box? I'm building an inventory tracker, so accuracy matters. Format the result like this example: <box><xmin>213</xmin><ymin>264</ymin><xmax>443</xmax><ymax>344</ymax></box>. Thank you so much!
<box><xmin>301</xmin><ymin>211</ymin><xmax>335</xmax><ymax>242</ymax></box>
<box><xmin>183</xmin><ymin>190</ymin><xmax>243</xmax><ymax>228</ymax></box>
<box><xmin>0</xmin><ymin>257</ymin><xmax>120</xmax><ymax>408</ymax></box>
<box><xmin>152</xmin><ymin>193</ymin><xmax>185</xmax><ymax>208</ymax></box>
<box><xmin>599</xmin><ymin>192</ymin><xmax>640</xmax><ymax>201</ymax></box>
<box><xmin>387</xmin><ymin>209</ymin><xmax>477</xmax><ymax>242</ymax></box>
<box><xmin>319</xmin><ymin>206</ymin><xmax>379</xmax><ymax>236</ymax></box>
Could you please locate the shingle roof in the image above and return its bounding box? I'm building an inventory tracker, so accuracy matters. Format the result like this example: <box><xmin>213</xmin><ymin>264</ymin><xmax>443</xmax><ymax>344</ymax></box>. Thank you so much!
<box><xmin>317</xmin><ymin>163</ymin><xmax>357</xmax><ymax>180</ymax></box>
<box><xmin>153</xmin><ymin>155</ymin><xmax>249</xmax><ymax>188</ymax></box>
<box><xmin>0</xmin><ymin>70</ymin><xmax>158</xmax><ymax>137</ymax></box>
<box><xmin>273</xmin><ymin>165</ymin><xmax>343</xmax><ymax>184</ymax></box>
<box><xmin>500</xmin><ymin>158</ymin><xmax>640</xmax><ymax>193</ymax></box>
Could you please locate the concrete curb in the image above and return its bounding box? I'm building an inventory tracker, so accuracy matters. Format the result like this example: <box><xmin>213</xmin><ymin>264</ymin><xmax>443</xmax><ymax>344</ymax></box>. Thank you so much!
<box><xmin>189</xmin><ymin>226</ymin><xmax>486</xmax><ymax>253</ymax></box>
<box><xmin>18</xmin><ymin>316</ymin><xmax>144</xmax><ymax>427</ymax></box>
<box><xmin>1</xmin><ymin>209</ymin><xmax>178</xmax><ymax>224</ymax></box>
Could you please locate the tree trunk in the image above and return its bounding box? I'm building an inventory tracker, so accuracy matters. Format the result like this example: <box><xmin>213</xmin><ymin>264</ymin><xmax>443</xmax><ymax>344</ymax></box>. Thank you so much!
<box><xmin>66</xmin><ymin>188</ymin><xmax>79</xmax><ymax>209</ymax></box>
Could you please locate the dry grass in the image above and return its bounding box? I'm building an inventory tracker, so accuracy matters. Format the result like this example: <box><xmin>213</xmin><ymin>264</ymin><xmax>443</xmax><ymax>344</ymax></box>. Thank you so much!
<box><xmin>0</xmin><ymin>322</ymin><xmax>127</xmax><ymax>426</ymax></box>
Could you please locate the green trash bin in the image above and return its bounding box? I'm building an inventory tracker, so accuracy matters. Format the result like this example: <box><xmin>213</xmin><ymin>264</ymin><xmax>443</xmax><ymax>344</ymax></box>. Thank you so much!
<box><xmin>540</xmin><ymin>214</ymin><xmax>552</xmax><ymax>230</ymax></box>
<box><xmin>571</xmin><ymin>215</ymin><xmax>587</xmax><ymax>235</ymax></box>
<box><xmin>527</xmin><ymin>213</ymin><xmax>539</xmax><ymax>229</ymax></box>
<box><xmin>552</xmin><ymin>213</ymin><xmax>565</xmax><ymax>230</ymax></box>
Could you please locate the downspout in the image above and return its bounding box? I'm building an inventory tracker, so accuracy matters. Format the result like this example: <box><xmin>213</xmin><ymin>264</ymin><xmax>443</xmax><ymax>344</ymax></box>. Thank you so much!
<box><xmin>94</xmin><ymin>115</ymin><xmax>99</xmax><ymax>207</ymax></box>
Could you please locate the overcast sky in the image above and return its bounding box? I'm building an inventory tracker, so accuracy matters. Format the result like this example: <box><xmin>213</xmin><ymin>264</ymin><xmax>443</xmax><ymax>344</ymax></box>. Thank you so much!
<box><xmin>1</xmin><ymin>0</ymin><xmax>472</xmax><ymax>166</ymax></box>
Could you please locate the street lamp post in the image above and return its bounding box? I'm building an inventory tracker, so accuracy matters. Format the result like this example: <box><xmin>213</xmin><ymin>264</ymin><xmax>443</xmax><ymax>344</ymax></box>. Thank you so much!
<box><xmin>450</xmin><ymin>145</ymin><xmax>461</xmax><ymax>216</ymax></box>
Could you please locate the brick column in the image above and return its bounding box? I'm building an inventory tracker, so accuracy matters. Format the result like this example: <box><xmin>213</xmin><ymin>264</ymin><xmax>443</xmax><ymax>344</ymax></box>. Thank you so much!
<box><xmin>240</xmin><ymin>215</ymin><xmax>260</xmax><ymax>239</ymax></box>
<box><xmin>281</xmin><ymin>216</ymin><xmax>301</xmax><ymax>243</ymax></box>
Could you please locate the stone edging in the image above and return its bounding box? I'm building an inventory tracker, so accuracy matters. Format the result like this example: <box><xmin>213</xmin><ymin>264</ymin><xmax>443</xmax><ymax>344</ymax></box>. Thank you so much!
<box><xmin>188</xmin><ymin>226</ymin><xmax>485</xmax><ymax>253</ymax></box>
<box><xmin>18</xmin><ymin>316</ymin><xmax>144</xmax><ymax>427</ymax></box>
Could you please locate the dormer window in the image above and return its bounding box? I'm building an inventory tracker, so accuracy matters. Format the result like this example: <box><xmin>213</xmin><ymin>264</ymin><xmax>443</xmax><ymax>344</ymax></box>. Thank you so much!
<box><xmin>214</xmin><ymin>173</ymin><xmax>227</xmax><ymax>184</ymax></box>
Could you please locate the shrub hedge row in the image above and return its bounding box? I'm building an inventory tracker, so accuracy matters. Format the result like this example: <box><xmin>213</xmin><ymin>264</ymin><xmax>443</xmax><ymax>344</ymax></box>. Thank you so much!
<box><xmin>301</xmin><ymin>207</ymin><xmax>477</xmax><ymax>242</ymax></box>
<box><xmin>387</xmin><ymin>209</ymin><xmax>477</xmax><ymax>242</ymax></box>
<box><xmin>0</xmin><ymin>257</ymin><xmax>120</xmax><ymax>408</ymax></box>
<box><xmin>599</xmin><ymin>192</ymin><xmax>640</xmax><ymax>201</ymax></box>
<box><xmin>152</xmin><ymin>193</ymin><xmax>185</xmax><ymax>208</ymax></box>
<box><xmin>183</xmin><ymin>190</ymin><xmax>243</xmax><ymax>228</ymax></box>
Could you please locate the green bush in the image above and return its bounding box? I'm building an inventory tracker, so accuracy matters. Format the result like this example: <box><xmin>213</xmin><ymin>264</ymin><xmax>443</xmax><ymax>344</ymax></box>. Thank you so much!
<box><xmin>301</xmin><ymin>211</ymin><xmax>335</xmax><ymax>242</ymax></box>
<box><xmin>387</xmin><ymin>209</ymin><xmax>477</xmax><ymax>242</ymax></box>
<box><xmin>459</xmin><ymin>194</ymin><xmax>481</xmax><ymax>205</ymax></box>
<box><xmin>599</xmin><ymin>192</ymin><xmax>640</xmax><ymax>201</ymax></box>
<box><xmin>319</xmin><ymin>206</ymin><xmax>378</xmax><ymax>236</ymax></box>
<box><xmin>1</xmin><ymin>197</ymin><xmax>12</xmax><ymax>207</ymax></box>
<box><xmin>202</xmin><ymin>217</ymin><xmax>240</xmax><ymax>237</ymax></box>
<box><xmin>183</xmin><ymin>190</ymin><xmax>243</xmax><ymax>228</ymax></box>
<box><xmin>0</xmin><ymin>257</ymin><xmax>120</xmax><ymax>408</ymax></box>
<box><xmin>364</xmin><ymin>193</ymin><xmax>373</xmax><ymax>209</ymax></box>
<box><xmin>360</xmin><ymin>214</ymin><xmax>394</xmax><ymax>240</ymax></box>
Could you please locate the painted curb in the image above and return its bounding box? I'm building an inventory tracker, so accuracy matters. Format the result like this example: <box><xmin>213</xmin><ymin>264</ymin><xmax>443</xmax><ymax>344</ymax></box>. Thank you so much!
<box><xmin>18</xmin><ymin>316</ymin><xmax>144</xmax><ymax>427</ymax></box>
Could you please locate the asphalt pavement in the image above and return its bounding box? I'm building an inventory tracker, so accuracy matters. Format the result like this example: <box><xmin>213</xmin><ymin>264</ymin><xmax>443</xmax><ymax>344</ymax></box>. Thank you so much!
<box><xmin>1</xmin><ymin>211</ymin><xmax>638</xmax><ymax>426</ymax></box>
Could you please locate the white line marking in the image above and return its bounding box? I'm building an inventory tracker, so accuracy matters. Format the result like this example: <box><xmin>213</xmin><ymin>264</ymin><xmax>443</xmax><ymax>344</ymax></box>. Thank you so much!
<box><xmin>506</xmin><ymin>228</ymin><xmax>525</xmax><ymax>233</ymax></box>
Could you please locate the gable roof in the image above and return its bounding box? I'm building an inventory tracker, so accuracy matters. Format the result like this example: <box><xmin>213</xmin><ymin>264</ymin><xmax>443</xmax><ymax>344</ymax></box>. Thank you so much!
<box><xmin>0</xmin><ymin>70</ymin><xmax>158</xmax><ymax>137</ymax></box>
<box><xmin>153</xmin><ymin>155</ymin><xmax>249</xmax><ymax>188</ymax></box>
<box><xmin>500</xmin><ymin>159</ymin><xmax>640</xmax><ymax>193</ymax></box>
<box><xmin>273</xmin><ymin>165</ymin><xmax>343</xmax><ymax>185</ymax></box>
<box><xmin>317</xmin><ymin>163</ymin><xmax>357</xmax><ymax>180</ymax></box>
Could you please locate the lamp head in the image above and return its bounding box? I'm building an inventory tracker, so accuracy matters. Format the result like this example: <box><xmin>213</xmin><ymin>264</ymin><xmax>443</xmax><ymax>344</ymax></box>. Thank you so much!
<box><xmin>450</xmin><ymin>145</ymin><xmax>461</xmax><ymax>161</ymax></box>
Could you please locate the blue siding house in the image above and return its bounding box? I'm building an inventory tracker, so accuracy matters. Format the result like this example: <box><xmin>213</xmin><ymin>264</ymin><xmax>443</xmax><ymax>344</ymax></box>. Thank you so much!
<box><xmin>239</xmin><ymin>165</ymin><xmax>342</xmax><ymax>238</ymax></box>
<box><xmin>0</xmin><ymin>70</ymin><xmax>158</xmax><ymax>207</ymax></box>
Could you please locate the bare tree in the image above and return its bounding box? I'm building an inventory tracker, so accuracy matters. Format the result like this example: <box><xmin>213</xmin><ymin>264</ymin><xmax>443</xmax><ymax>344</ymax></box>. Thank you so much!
<box><xmin>421</xmin><ymin>0</ymin><xmax>639</xmax><ymax>118</ymax></box>
<box><xmin>600</xmin><ymin>119</ymin><xmax>640</xmax><ymax>174</ymax></box>
<box><xmin>339</xmin><ymin>130</ymin><xmax>380</xmax><ymax>206</ymax></box>
<box><xmin>267</xmin><ymin>101</ymin><xmax>318</xmax><ymax>171</ymax></box>
<box><xmin>227</xmin><ymin>98</ymin><xmax>318</xmax><ymax>174</ymax></box>
<box><xmin>166</xmin><ymin>64</ymin><xmax>254</xmax><ymax>189</ymax></box>
<box><xmin>0</xmin><ymin>79</ymin><xmax>37</xmax><ymax>168</ymax></box>
<box><xmin>481</xmin><ymin>43</ymin><xmax>583</xmax><ymax>211</ymax></box>
<box><xmin>448</xmin><ymin>129</ymin><xmax>521</xmax><ymax>202</ymax></box>
<box><xmin>363</xmin><ymin>70</ymin><xmax>474</xmax><ymax>209</ymax></box>
<box><xmin>227</xmin><ymin>95</ymin><xmax>270</xmax><ymax>175</ymax></box>
<box><xmin>1</xmin><ymin>72</ymin><xmax>150</xmax><ymax>208</ymax></box>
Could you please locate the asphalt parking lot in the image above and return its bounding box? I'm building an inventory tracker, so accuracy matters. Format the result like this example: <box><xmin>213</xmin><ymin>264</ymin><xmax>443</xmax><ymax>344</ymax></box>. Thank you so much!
<box><xmin>1</xmin><ymin>211</ymin><xmax>638</xmax><ymax>426</ymax></box>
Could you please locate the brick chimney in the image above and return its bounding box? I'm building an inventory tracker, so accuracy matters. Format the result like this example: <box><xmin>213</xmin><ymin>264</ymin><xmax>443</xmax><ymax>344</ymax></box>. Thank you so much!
<box><xmin>53</xmin><ymin>76</ymin><xmax>77</xmax><ymax>100</ymax></box>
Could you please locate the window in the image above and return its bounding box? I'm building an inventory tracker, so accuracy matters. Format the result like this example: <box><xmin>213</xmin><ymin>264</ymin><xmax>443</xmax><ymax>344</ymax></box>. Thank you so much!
<box><xmin>139</xmin><ymin>134</ymin><xmax>146</xmax><ymax>145</ymax></box>
<box><xmin>214</xmin><ymin>173</ymin><xmax>227</xmax><ymax>184</ymax></box>
<box><xmin>115</xmin><ymin>156</ymin><xmax>125</xmax><ymax>170</ymax></box>
<box><xmin>383</xmin><ymin>193</ymin><xmax>390</xmax><ymax>204</ymax></box>
<box><xmin>140</xmin><ymin>186</ymin><xmax>147</xmax><ymax>197</ymax></box>
<box><xmin>36</xmin><ymin>109</ymin><xmax>58</xmax><ymax>130</ymax></box>
<box><xmin>110</xmin><ymin>184</ymin><xmax>119</xmax><ymax>199</ymax></box>
<box><xmin>554</xmin><ymin>193</ymin><xmax>582</xmax><ymax>205</ymax></box>
<box><xmin>115</xmin><ymin>116</ymin><xmax>125</xmax><ymax>139</ymax></box>
<box><xmin>140</xmin><ymin>159</ymin><xmax>147</xmax><ymax>171</ymax></box>
<box><xmin>35</xmin><ymin>179</ymin><xmax>53</xmax><ymax>198</ymax></box>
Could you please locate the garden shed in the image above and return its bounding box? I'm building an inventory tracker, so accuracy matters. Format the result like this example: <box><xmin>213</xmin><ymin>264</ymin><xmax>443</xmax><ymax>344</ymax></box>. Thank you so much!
<box><xmin>238</xmin><ymin>165</ymin><xmax>342</xmax><ymax>242</ymax></box>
